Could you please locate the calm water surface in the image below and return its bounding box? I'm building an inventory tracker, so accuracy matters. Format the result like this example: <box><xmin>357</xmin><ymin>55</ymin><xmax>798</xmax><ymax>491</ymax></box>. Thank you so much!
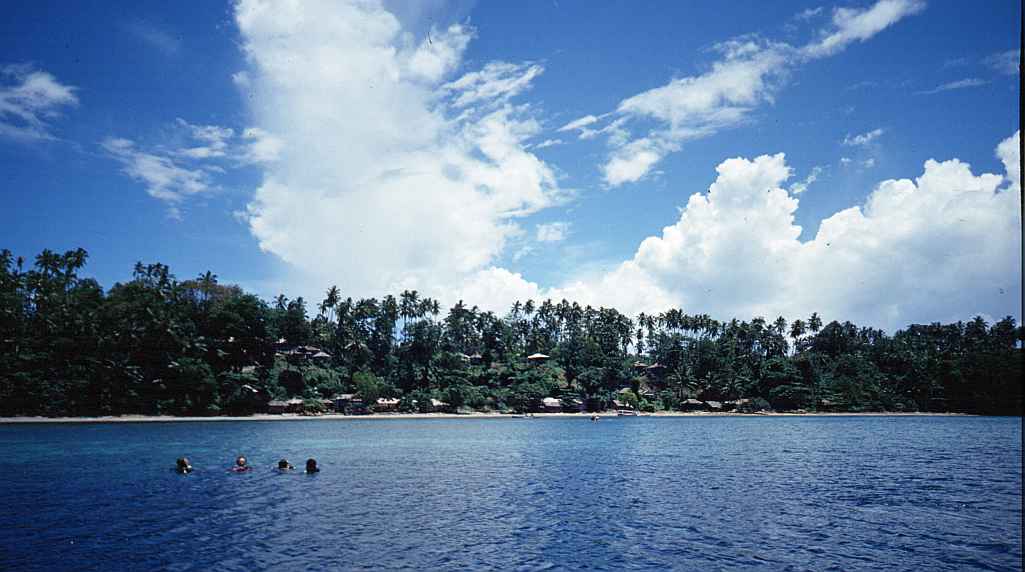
<box><xmin>0</xmin><ymin>416</ymin><xmax>1020</xmax><ymax>571</ymax></box>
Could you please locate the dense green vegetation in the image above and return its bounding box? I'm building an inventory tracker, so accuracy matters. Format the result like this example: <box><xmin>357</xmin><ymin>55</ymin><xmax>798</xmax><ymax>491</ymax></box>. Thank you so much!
<box><xmin>1</xmin><ymin>248</ymin><xmax>1021</xmax><ymax>417</ymax></box>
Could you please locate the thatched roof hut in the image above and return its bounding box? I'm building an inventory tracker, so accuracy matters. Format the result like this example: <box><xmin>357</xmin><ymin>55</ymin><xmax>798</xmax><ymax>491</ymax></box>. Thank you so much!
<box><xmin>680</xmin><ymin>398</ymin><xmax>706</xmax><ymax>411</ymax></box>
<box><xmin>541</xmin><ymin>397</ymin><xmax>562</xmax><ymax>412</ymax></box>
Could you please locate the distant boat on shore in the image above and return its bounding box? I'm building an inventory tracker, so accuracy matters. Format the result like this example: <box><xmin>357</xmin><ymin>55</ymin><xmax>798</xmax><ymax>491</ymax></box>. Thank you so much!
<box><xmin>616</xmin><ymin>410</ymin><xmax>638</xmax><ymax>417</ymax></box>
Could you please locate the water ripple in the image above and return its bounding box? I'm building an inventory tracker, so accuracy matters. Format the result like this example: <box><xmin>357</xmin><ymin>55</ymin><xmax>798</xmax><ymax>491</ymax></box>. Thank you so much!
<box><xmin>0</xmin><ymin>416</ymin><xmax>1020</xmax><ymax>570</ymax></box>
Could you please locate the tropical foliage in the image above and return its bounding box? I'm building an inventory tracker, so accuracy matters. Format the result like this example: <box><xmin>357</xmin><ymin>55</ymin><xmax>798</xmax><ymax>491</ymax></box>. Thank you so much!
<box><xmin>1</xmin><ymin>248</ymin><xmax>1021</xmax><ymax>416</ymax></box>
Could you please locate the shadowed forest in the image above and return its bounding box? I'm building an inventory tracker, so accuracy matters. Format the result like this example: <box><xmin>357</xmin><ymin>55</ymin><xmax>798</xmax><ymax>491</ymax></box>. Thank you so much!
<box><xmin>1</xmin><ymin>248</ymin><xmax>1021</xmax><ymax>417</ymax></box>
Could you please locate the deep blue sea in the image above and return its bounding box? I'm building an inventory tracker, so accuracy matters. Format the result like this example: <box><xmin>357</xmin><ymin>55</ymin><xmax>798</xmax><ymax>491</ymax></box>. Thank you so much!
<box><xmin>0</xmin><ymin>416</ymin><xmax>1020</xmax><ymax>571</ymax></box>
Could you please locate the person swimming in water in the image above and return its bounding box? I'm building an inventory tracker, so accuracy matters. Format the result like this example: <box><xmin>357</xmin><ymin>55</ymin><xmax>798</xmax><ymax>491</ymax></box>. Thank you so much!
<box><xmin>231</xmin><ymin>455</ymin><xmax>252</xmax><ymax>472</ymax></box>
<box><xmin>176</xmin><ymin>457</ymin><xmax>193</xmax><ymax>474</ymax></box>
<box><xmin>277</xmin><ymin>459</ymin><xmax>294</xmax><ymax>471</ymax></box>
<box><xmin>305</xmin><ymin>458</ymin><xmax>320</xmax><ymax>473</ymax></box>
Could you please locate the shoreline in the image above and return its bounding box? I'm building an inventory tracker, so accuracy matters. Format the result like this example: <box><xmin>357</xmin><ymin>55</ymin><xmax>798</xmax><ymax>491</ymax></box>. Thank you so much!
<box><xmin>0</xmin><ymin>411</ymin><xmax>979</xmax><ymax>424</ymax></box>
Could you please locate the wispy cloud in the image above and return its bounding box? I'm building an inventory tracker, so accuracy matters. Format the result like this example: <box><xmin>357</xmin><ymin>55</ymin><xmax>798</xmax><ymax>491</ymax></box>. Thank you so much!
<box><xmin>794</xmin><ymin>7</ymin><xmax>825</xmax><ymax>21</ymax></box>
<box><xmin>533</xmin><ymin>138</ymin><xmax>563</xmax><ymax>149</ymax></box>
<box><xmin>558</xmin><ymin>0</ymin><xmax>925</xmax><ymax>187</ymax></box>
<box><xmin>789</xmin><ymin>166</ymin><xmax>824</xmax><ymax>194</ymax></box>
<box><xmin>443</xmin><ymin>61</ymin><xmax>544</xmax><ymax>109</ymax></box>
<box><xmin>102</xmin><ymin>137</ymin><xmax>214</xmax><ymax>219</ymax></box>
<box><xmin>800</xmin><ymin>0</ymin><xmax>925</xmax><ymax>59</ymax></box>
<box><xmin>124</xmin><ymin>21</ymin><xmax>182</xmax><ymax>56</ymax></box>
<box><xmin>846</xmin><ymin>79</ymin><xmax>878</xmax><ymax>90</ymax></box>
<box><xmin>102</xmin><ymin>118</ymin><xmax>286</xmax><ymax>218</ymax></box>
<box><xmin>842</xmin><ymin>128</ymin><xmax>884</xmax><ymax>146</ymax></box>
<box><xmin>983</xmin><ymin>50</ymin><xmax>1019</xmax><ymax>76</ymax></box>
<box><xmin>174</xmin><ymin>119</ymin><xmax>234</xmax><ymax>159</ymax></box>
<box><xmin>536</xmin><ymin>221</ymin><xmax>571</xmax><ymax>242</ymax></box>
<box><xmin>0</xmin><ymin>64</ymin><xmax>78</xmax><ymax>141</ymax></box>
<box><xmin>917</xmin><ymin>77</ymin><xmax>987</xmax><ymax>95</ymax></box>
<box><xmin>558</xmin><ymin>115</ymin><xmax>599</xmax><ymax>132</ymax></box>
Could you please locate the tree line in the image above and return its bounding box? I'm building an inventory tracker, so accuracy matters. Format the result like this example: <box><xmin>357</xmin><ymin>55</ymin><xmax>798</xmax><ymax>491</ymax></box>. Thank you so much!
<box><xmin>1</xmin><ymin>248</ymin><xmax>1021</xmax><ymax>417</ymax></box>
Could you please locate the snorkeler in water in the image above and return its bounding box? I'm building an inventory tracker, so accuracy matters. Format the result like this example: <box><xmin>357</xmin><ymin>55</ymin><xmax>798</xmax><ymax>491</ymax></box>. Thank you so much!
<box><xmin>305</xmin><ymin>458</ymin><xmax>320</xmax><ymax>473</ymax></box>
<box><xmin>231</xmin><ymin>455</ymin><xmax>252</xmax><ymax>472</ymax></box>
<box><xmin>277</xmin><ymin>459</ymin><xmax>294</xmax><ymax>471</ymax></box>
<box><xmin>176</xmin><ymin>457</ymin><xmax>193</xmax><ymax>474</ymax></box>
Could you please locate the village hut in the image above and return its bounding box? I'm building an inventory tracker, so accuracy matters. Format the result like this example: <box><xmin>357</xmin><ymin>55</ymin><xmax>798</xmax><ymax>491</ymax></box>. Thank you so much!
<box><xmin>680</xmin><ymin>398</ymin><xmax>707</xmax><ymax>412</ymax></box>
<box><xmin>273</xmin><ymin>338</ymin><xmax>290</xmax><ymax>353</ymax></box>
<box><xmin>427</xmin><ymin>398</ymin><xmax>449</xmax><ymax>413</ymax></box>
<box><xmin>611</xmin><ymin>399</ymin><xmax>634</xmax><ymax>411</ymax></box>
<box><xmin>334</xmin><ymin>393</ymin><xmax>367</xmax><ymax>414</ymax></box>
<box><xmin>723</xmin><ymin>398</ymin><xmax>748</xmax><ymax>411</ymax></box>
<box><xmin>540</xmin><ymin>397</ymin><xmax>562</xmax><ymax>413</ymax></box>
<box><xmin>561</xmin><ymin>397</ymin><xmax>585</xmax><ymax>413</ymax></box>
<box><xmin>375</xmin><ymin>397</ymin><xmax>400</xmax><ymax>412</ymax></box>
<box><xmin>267</xmin><ymin>400</ymin><xmax>289</xmax><ymax>414</ymax></box>
<box><xmin>526</xmin><ymin>353</ymin><xmax>550</xmax><ymax>362</ymax></box>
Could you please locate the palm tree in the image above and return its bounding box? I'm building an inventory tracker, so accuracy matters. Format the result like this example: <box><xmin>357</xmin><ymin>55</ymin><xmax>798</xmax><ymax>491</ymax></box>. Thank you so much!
<box><xmin>320</xmin><ymin>285</ymin><xmax>340</xmax><ymax>324</ymax></box>
<box><xmin>789</xmin><ymin>319</ymin><xmax>806</xmax><ymax>354</ymax></box>
<box><xmin>197</xmin><ymin>271</ymin><xmax>217</xmax><ymax>300</ymax></box>
<box><xmin>808</xmin><ymin>312</ymin><xmax>822</xmax><ymax>334</ymax></box>
<box><xmin>399</xmin><ymin>290</ymin><xmax>419</xmax><ymax>335</ymax></box>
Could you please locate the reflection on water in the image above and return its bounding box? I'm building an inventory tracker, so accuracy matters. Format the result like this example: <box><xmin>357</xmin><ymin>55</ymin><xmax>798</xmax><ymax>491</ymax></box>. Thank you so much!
<box><xmin>0</xmin><ymin>416</ymin><xmax>1020</xmax><ymax>571</ymax></box>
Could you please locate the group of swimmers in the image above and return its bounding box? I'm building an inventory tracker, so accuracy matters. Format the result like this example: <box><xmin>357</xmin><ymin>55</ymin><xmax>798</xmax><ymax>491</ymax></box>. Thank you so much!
<box><xmin>175</xmin><ymin>456</ymin><xmax>320</xmax><ymax>474</ymax></box>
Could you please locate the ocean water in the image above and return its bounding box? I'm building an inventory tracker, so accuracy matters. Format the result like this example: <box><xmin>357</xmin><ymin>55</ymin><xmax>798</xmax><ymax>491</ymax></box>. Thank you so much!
<box><xmin>0</xmin><ymin>416</ymin><xmax>1020</xmax><ymax>571</ymax></box>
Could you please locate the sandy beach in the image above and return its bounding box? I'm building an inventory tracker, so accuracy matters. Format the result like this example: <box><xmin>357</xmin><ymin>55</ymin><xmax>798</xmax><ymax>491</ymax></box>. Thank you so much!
<box><xmin>0</xmin><ymin>411</ymin><xmax>970</xmax><ymax>424</ymax></box>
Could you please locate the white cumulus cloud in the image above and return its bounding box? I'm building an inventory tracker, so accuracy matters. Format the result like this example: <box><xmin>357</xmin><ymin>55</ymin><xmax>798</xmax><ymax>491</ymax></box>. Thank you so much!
<box><xmin>234</xmin><ymin>0</ymin><xmax>562</xmax><ymax>300</ymax></box>
<box><xmin>533</xmin><ymin>131</ymin><xmax>1021</xmax><ymax>331</ymax></box>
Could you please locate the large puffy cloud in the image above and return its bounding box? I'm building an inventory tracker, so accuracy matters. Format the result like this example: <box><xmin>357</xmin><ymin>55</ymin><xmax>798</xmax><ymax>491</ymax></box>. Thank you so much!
<box><xmin>537</xmin><ymin>131</ymin><xmax>1021</xmax><ymax>331</ymax></box>
<box><xmin>229</xmin><ymin>0</ymin><xmax>1018</xmax><ymax>332</ymax></box>
<box><xmin>235</xmin><ymin>0</ymin><xmax>561</xmax><ymax>299</ymax></box>
<box><xmin>560</xmin><ymin>0</ymin><xmax>924</xmax><ymax>187</ymax></box>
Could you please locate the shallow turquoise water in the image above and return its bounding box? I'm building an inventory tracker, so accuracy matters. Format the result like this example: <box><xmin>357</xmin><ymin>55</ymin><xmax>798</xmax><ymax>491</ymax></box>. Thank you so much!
<box><xmin>0</xmin><ymin>416</ymin><xmax>1021</xmax><ymax>570</ymax></box>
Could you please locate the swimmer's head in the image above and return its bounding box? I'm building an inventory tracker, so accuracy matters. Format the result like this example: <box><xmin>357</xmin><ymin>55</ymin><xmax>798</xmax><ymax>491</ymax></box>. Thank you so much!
<box><xmin>235</xmin><ymin>456</ymin><xmax>247</xmax><ymax>468</ymax></box>
<box><xmin>176</xmin><ymin>457</ymin><xmax>192</xmax><ymax>473</ymax></box>
<box><xmin>278</xmin><ymin>459</ymin><xmax>292</xmax><ymax>470</ymax></box>
<box><xmin>305</xmin><ymin>458</ymin><xmax>319</xmax><ymax>473</ymax></box>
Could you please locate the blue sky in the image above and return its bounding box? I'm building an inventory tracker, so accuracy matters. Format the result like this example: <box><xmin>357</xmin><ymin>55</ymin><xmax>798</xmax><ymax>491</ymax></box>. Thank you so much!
<box><xmin>1</xmin><ymin>0</ymin><xmax>1020</xmax><ymax>330</ymax></box>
